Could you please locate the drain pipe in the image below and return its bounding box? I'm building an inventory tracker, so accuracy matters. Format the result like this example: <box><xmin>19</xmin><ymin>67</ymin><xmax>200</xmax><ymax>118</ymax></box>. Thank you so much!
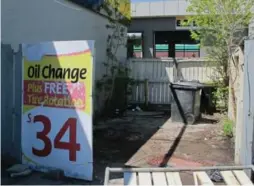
<box><xmin>12</xmin><ymin>50</ymin><xmax>16</xmax><ymax>144</ymax></box>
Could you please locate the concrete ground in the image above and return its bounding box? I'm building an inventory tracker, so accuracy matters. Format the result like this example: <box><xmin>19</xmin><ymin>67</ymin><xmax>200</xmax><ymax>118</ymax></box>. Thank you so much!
<box><xmin>1</xmin><ymin>112</ymin><xmax>234</xmax><ymax>185</ymax></box>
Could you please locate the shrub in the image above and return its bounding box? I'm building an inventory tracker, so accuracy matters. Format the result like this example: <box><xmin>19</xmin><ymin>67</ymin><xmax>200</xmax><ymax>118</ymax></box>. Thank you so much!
<box><xmin>222</xmin><ymin>118</ymin><xmax>234</xmax><ymax>138</ymax></box>
<box><xmin>212</xmin><ymin>86</ymin><xmax>229</xmax><ymax>111</ymax></box>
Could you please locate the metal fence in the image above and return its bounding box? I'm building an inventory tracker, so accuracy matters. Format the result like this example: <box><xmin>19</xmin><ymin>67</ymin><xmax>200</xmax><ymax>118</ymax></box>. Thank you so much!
<box><xmin>1</xmin><ymin>44</ymin><xmax>22</xmax><ymax>162</ymax></box>
<box><xmin>129</xmin><ymin>58</ymin><xmax>217</xmax><ymax>105</ymax></box>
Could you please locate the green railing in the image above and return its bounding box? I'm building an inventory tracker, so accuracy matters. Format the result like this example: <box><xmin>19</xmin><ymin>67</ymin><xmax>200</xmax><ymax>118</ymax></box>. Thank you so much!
<box><xmin>133</xmin><ymin>44</ymin><xmax>200</xmax><ymax>52</ymax></box>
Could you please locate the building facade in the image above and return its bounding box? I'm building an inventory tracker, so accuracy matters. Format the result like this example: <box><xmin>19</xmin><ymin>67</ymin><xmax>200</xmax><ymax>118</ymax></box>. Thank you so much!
<box><xmin>128</xmin><ymin>0</ymin><xmax>207</xmax><ymax>58</ymax></box>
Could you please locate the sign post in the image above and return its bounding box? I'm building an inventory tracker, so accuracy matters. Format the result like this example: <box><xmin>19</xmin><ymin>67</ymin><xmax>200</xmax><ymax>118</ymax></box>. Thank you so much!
<box><xmin>21</xmin><ymin>41</ymin><xmax>94</xmax><ymax>180</ymax></box>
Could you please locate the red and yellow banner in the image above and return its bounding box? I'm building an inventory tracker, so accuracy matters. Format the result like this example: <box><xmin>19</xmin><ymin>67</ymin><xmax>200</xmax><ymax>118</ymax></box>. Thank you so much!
<box><xmin>22</xmin><ymin>41</ymin><xmax>94</xmax><ymax>181</ymax></box>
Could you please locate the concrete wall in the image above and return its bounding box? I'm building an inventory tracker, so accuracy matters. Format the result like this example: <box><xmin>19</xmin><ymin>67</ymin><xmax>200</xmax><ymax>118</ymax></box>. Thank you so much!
<box><xmin>131</xmin><ymin>0</ymin><xmax>254</xmax><ymax>18</ymax></box>
<box><xmin>131</xmin><ymin>0</ymin><xmax>191</xmax><ymax>17</ymax></box>
<box><xmin>242</xmin><ymin>40</ymin><xmax>254</xmax><ymax>168</ymax></box>
<box><xmin>2</xmin><ymin>0</ymin><xmax>127</xmax><ymax>113</ymax></box>
<box><xmin>230</xmin><ymin>47</ymin><xmax>245</xmax><ymax>165</ymax></box>
<box><xmin>233</xmin><ymin>40</ymin><xmax>254</xmax><ymax>171</ymax></box>
<box><xmin>129</xmin><ymin>17</ymin><xmax>176</xmax><ymax>32</ymax></box>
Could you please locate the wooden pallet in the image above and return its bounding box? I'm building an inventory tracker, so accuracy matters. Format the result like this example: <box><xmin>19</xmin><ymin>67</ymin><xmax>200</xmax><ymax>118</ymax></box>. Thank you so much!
<box><xmin>123</xmin><ymin>170</ymin><xmax>253</xmax><ymax>186</ymax></box>
<box><xmin>104</xmin><ymin>166</ymin><xmax>254</xmax><ymax>186</ymax></box>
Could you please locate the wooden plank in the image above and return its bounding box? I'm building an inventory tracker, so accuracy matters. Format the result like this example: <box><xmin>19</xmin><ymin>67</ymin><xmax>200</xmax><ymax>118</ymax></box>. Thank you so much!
<box><xmin>193</xmin><ymin>172</ymin><xmax>199</xmax><ymax>186</ymax></box>
<box><xmin>166</xmin><ymin>172</ymin><xmax>183</xmax><ymax>186</ymax></box>
<box><xmin>194</xmin><ymin>171</ymin><xmax>214</xmax><ymax>185</ymax></box>
<box><xmin>220</xmin><ymin>171</ymin><xmax>240</xmax><ymax>185</ymax></box>
<box><xmin>233</xmin><ymin>170</ymin><xmax>253</xmax><ymax>185</ymax></box>
<box><xmin>124</xmin><ymin>172</ymin><xmax>137</xmax><ymax>186</ymax></box>
<box><xmin>138</xmin><ymin>172</ymin><xmax>152</xmax><ymax>185</ymax></box>
<box><xmin>152</xmin><ymin>172</ymin><xmax>167</xmax><ymax>185</ymax></box>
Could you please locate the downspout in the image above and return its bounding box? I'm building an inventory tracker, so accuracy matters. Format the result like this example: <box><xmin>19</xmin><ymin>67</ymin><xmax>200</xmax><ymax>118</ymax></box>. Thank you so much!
<box><xmin>12</xmin><ymin>50</ymin><xmax>16</xmax><ymax>144</ymax></box>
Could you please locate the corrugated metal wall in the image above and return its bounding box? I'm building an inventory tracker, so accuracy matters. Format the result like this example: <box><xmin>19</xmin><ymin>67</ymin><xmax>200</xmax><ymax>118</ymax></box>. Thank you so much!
<box><xmin>129</xmin><ymin>58</ymin><xmax>217</xmax><ymax>105</ymax></box>
<box><xmin>130</xmin><ymin>58</ymin><xmax>174</xmax><ymax>104</ymax></box>
<box><xmin>178</xmin><ymin>60</ymin><xmax>217</xmax><ymax>82</ymax></box>
<box><xmin>1</xmin><ymin>44</ymin><xmax>22</xmax><ymax>161</ymax></box>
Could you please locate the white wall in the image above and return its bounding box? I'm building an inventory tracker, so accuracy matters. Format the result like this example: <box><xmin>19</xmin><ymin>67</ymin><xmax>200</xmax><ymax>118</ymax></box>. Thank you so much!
<box><xmin>131</xmin><ymin>0</ymin><xmax>192</xmax><ymax>17</ymax></box>
<box><xmin>249</xmin><ymin>19</ymin><xmax>254</xmax><ymax>38</ymax></box>
<box><xmin>230</xmin><ymin>47</ymin><xmax>245</xmax><ymax>164</ymax></box>
<box><xmin>239</xmin><ymin>40</ymin><xmax>254</xmax><ymax>170</ymax></box>
<box><xmin>2</xmin><ymin>0</ymin><xmax>127</xmax><ymax>113</ymax></box>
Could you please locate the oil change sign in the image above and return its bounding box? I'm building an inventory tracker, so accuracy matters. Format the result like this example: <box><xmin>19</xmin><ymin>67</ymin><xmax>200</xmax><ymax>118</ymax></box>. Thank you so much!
<box><xmin>21</xmin><ymin>41</ymin><xmax>94</xmax><ymax>181</ymax></box>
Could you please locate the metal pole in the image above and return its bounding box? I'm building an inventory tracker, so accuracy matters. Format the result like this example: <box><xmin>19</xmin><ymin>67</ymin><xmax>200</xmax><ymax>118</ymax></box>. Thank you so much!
<box><xmin>0</xmin><ymin>0</ymin><xmax>1</xmax><ymax>145</ymax></box>
<box><xmin>108</xmin><ymin>165</ymin><xmax>254</xmax><ymax>173</ymax></box>
<box><xmin>104</xmin><ymin>167</ymin><xmax>110</xmax><ymax>186</ymax></box>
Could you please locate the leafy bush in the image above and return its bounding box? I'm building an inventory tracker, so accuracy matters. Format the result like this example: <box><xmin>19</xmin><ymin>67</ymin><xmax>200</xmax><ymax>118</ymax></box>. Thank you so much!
<box><xmin>212</xmin><ymin>86</ymin><xmax>229</xmax><ymax>111</ymax></box>
<box><xmin>222</xmin><ymin>118</ymin><xmax>234</xmax><ymax>138</ymax></box>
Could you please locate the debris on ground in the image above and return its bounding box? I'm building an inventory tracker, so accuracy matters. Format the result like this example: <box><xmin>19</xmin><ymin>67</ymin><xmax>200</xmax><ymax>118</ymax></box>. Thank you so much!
<box><xmin>10</xmin><ymin>169</ymin><xmax>32</xmax><ymax>178</ymax></box>
<box><xmin>134</xmin><ymin>106</ymin><xmax>143</xmax><ymax>111</ymax></box>
<box><xmin>43</xmin><ymin>169</ymin><xmax>65</xmax><ymax>180</ymax></box>
<box><xmin>207</xmin><ymin>169</ymin><xmax>224</xmax><ymax>182</ymax></box>
<box><xmin>6</xmin><ymin>164</ymin><xmax>32</xmax><ymax>178</ymax></box>
<box><xmin>125</xmin><ymin>132</ymin><xmax>143</xmax><ymax>141</ymax></box>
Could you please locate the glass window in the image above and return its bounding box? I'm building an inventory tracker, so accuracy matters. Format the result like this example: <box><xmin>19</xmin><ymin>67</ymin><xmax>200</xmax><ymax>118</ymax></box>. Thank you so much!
<box><xmin>175</xmin><ymin>44</ymin><xmax>200</xmax><ymax>58</ymax></box>
<box><xmin>127</xmin><ymin>32</ymin><xmax>143</xmax><ymax>58</ymax></box>
<box><xmin>155</xmin><ymin>44</ymin><xmax>168</xmax><ymax>58</ymax></box>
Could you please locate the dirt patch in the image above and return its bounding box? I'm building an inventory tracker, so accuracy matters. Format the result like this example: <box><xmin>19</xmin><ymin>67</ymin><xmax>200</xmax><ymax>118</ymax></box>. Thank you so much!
<box><xmin>125</xmin><ymin>113</ymin><xmax>234</xmax><ymax>169</ymax></box>
<box><xmin>1</xmin><ymin>112</ymin><xmax>234</xmax><ymax>185</ymax></box>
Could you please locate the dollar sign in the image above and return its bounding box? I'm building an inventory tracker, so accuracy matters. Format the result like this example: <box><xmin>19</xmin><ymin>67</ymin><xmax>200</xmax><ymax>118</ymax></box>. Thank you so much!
<box><xmin>27</xmin><ymin>113</ymin><xmax>32</xmax><ymax>123</ymax></box>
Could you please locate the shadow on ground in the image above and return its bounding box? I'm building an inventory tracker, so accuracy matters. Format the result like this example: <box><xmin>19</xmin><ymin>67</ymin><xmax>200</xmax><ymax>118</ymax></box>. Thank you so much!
<box><xmin>1</xmin><ymin>112</ymin><xmax>234</xmax><ymax>185</ymax></box>
<box><xmin>1</xmin><ymin>111</ymin><xmax>169</xmax><ymax>185</ymax></box>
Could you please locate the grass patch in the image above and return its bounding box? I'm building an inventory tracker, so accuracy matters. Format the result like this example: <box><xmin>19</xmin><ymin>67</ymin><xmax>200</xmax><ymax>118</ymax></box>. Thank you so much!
<box><xmin>222</xmin><ymin>118</ymin><xmax>234</xmax><ymax>138</ymax></box>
